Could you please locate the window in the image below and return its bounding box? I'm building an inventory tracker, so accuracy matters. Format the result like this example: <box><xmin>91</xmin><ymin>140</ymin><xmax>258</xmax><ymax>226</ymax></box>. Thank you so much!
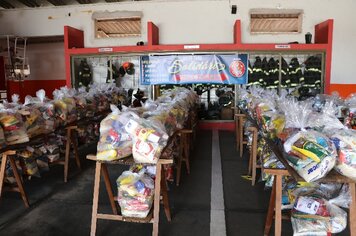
<box><xmin>250</xmin><ymin>9</ymin><xmax>303</xmax><ymax>34</ymax></box>
<box><xmin>93</xmin><ymin>11</ymin><xmax>142</xmax><ymax>38</ymax></box>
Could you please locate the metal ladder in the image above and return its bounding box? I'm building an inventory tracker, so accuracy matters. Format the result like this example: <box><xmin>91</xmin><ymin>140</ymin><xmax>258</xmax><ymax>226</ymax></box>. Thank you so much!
<box><xmin>6</xmin><ymin>36</ymin><xmax>30</xmax><ymax>80</ymax></box>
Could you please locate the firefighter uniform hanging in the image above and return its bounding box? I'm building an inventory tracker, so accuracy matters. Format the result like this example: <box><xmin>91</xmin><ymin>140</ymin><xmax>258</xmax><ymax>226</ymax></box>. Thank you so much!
<box><xmin>265</xmin><ymin>58</ymin><xmax>279</xmax><ymax>89</ymax></box>
<box><xmin>279</xmin><ymin>57</ymin><xmax>290</xmax><ymax>88</ymax></box>
<box><xmin>251</xmin><ymin>56</ymin><xmax>265</xmax><ymax>87</ymax></box>
<box><xmin>289</xmin><ymin>57</ymin><xmax>303</xmax><ymax>88</ymax></box>
<box><xmin>261</xmin><ymin>57</ymin><xmax>269</xmax><ymax>87</ymax></box>
<box><xmin>303</xmin><ymin>56</ymin><xmax>322</xmax><ymax>90</ymax></box>
<box><xmin>247</xmin><ymin>60</ymin><xmax>256</xmax><ymax>86</ymax></box>
<box><xmin>78</xmin><ymin>59</ymin><xmax>92</xmax><ymax>87</ymax></box>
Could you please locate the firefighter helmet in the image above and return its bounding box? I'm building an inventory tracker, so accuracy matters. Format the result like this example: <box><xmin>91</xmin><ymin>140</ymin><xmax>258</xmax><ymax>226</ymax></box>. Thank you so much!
<box><xmin>122</xmin><ymin>62</ymin><xmax>135</xmax><ymax>75</ymax></box>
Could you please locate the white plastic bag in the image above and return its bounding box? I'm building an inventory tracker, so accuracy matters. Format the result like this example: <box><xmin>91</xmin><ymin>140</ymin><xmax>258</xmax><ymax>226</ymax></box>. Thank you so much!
<box><xmin>97</xmin><ymin>105</ymin><xmax>135</xmax><ymax>161</ymax></box>
<box><xmin>125</xmin><ymin>118</ymin><xmax>168</xmax><ymax>164</ymax></box>
<box><xmin>291</xmin><ymin>196</ymin><xmax>347</xmax><ymax>235</ymax></box>
<box><xmin>328</xmin><ymin>128</ymin><xmax>356</xmax><ymax>181</ymax></box>
<box><xmin>284</xmin><ymin>130</ymin><xmax>336</xmax><ymax>182</ymax></box>
<box><xmin>116</xmin><ymin>168</ymin><xmax>155</xmax><ymax>218</ymax></box>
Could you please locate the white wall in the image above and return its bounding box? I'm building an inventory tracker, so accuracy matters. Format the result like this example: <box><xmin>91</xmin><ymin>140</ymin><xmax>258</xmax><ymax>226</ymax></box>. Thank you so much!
<box><xmin>0</xmin><ymin>0</ymin><xmax>355</xmax><ymax>84</ymax></box>
<box><xmin>26</xmin><ymin>42</ymin><xmax>65</xmax><ymax>81</ymax></box>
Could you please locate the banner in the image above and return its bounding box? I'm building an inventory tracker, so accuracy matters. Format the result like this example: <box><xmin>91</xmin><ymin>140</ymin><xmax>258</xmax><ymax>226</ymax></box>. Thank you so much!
<box><xmin>140</xmin><ymin>54</ymin><xmax>248</xmax><ymax>85</ymax></box>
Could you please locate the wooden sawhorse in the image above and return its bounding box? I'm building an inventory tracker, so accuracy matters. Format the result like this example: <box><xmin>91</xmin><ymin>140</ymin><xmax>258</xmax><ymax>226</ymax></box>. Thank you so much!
<box><xmin>52</xmin><ymin>125</ymin><xmax>81</xmax><ymax>183</ymax></box>
<box><xmin>176</xmin><ymin>129</ymin><xmax>193</xmax><ymax>186</ymax></box>
<box><xmin>235</xmin><ymin>113</ymin><xmax>247</xmax><ymax>157</ymax></box>
<box><xmin>87</xmin><ymin>155</ymin><xmax>173</xmax><ymax>236</ymax></box>
<box><xmin>0</xmin><ymin>150</ymin><xmax>30</xmax><ymax>208</ymax></box>
<box><xmin>247</xmin><ymin>126</ymin><xmax>261</xmax><ymax>186</ymax></box>
<box><xmin>263</xmin><ymin>168</ymin><xmax>356</xmax><ymax>236</ymax></box>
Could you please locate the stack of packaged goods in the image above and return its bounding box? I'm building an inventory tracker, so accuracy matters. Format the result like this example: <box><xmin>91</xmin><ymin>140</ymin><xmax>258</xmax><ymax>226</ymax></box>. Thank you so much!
<box><xmin>24</xmin><ymin>89</ymin><xmax>57</xmax><ymax>133</ymax></box>
<box><xmin>328</xmin><ymin>129</ymin><xmax>356</xmax><ymax>181</ymax></box>
<box><xmin>116</xmin><ymin>164</ymin><xmax>156</xmax><ymax>218</ymax></box>
<box><xmin>18</xmin><ymin>146</ymin><xmax>41</xmax><ymax>179</ymax></box>
<box><xmin>72</xmin><ymin>88</ymin><xmax>88</xmax><ymax>120</ymax></box>
<box><xmin>284</xmin><ymin>130</ymin><xmax>336</xmax><ymax>182</ymax></box>
<box><xmin>0</xmin><ymin>84</ymin><xmax>127</xmax><ymax>185</ymax></box>
<box><xmin>237</xmin><ymin>86</ymin><xmax>356</xmax><ymax>235</ymax></box>
<box><xmin>289</xmin><ymin>183</ymin><xmax>350</xmax><ymax>236</ymax></box>
<box><xmin>53</xmin><ymin>88</ymin><xmax>78</xmax><ymax>125</ymax></box>
<box><xmin>0</xmin><ymin>108</ymin><xmax>29</xmax><ymax>145</ymax></box>
<box><xmin>97</xmin><ymin>87</ymin><xmax>198</xmax><ymax>217</ymax></box>
<box><xmin>291</xmin><ymin>195</ymin><xmax>347</xmax><ymax>236</ymax></box>
<box><xmin>125</xmin><ymin>116</ymin><xmax>169</xmax><ymax>164</ymax></box>
<box><xmin>96</xmin><ymin>105</ymin><xmax>135</xmax><ymax>161</ymax></box>
<box><xmin>97</xmin><ymin>88</ymin><xmax>198</xmax><ymax>163</ymax></box>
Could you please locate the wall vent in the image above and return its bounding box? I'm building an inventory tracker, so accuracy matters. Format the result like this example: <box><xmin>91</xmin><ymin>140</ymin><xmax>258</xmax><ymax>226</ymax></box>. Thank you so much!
<box><xmin>95</xmin><ymin>17</ymin><xmax>141</xmax><ymax>38</ymax></box>
<box><xmin>250</xmin><ymin>9</ymin><xmax>303</xmax><ymax>34</ymax></box>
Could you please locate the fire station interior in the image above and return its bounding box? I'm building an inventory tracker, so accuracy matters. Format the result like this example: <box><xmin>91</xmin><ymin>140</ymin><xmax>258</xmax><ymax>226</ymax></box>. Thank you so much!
<box><xmin>1</xmin><ymin>1</ymin><xmax>354</xmax><ymax>235</ymax></box>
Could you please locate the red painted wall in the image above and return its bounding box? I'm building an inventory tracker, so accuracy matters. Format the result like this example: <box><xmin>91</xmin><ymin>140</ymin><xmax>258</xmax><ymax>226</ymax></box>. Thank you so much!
<box><xmin>329</xmin><ymin>84</ymin><xmax>356</xmax><ymax>98</ymax></box>
<box><xmin>7</xmin><ymin>80</ymin><xmax>66</xmax><ymax>101</ymax></box>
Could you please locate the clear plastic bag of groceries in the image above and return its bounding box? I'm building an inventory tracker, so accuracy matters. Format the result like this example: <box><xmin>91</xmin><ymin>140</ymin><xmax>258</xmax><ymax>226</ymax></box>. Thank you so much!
<box><xmin>261</xmin><ymin>139</ymin><xmax>284</xmax><ymax>169</ymax></box>
<box><xmin>143</xmin><ymin>104</ymin><xmax>184</xmax><ymax>136</ymax></box>
<box><xmin>309</xmin><ymin>100</ymin><xmax>345</xmax><ymax>131</ymax></box>
<box><xmin>143</xmin><ymin>110</ymin><xmax>171</xmax><ymax>136</ymax></box>
<box><xmin>52</xmin><ymin>89</ymin><xmax>69</xmax><ymax>126</ymax></box>
<box><xmin>290</xmin><ymin>183</ymin><xmax>345</xmax><ymax>203</ymax></box>
<box><xmin>125</xmin><ymin>114</ymin><xmax>169</xmax><ymax>164</ymax></box>
<box><xmin>85</xmin><ymin>89</ymin><xmax>98</xmax><ymax>118</ymax></box>
<box><xmin>142</xmin><ymin>99</ymin><xmax>159</xmax><ymax>111</ymax></box>
<box><xmin>96</xmin><ymin>105</ymin><xmax>135</xmax><ymax>161</ymax></box>
<box><xmin>278</xmin><ymin>98</ymin><xmax>314</xmax><ymax>130</ymax></box>
<box><xmin>17</xmin><ymin>104</ymin><xmax>44</xmax><ymax>137</ymax></box>
<box><xmin>329</xmin><ymin>184</ymin><xmax>351</xmax><ymax>208</ymax></box>
<box><xmin>17</xmin><ymin>146</ymin><xmax>41</xmax><ymax>178</ymax></box>
<box><xmin>92</xmin><ymin>85</ymin><xmax>110</xmax><ymax>112</ymax></box>
<box><xmin>0</xmin><ymin>109</ymin><xmax>29</xmax><ymax>145</ymax></box>
<box><xmin>74</xmin><ymin>87</ymin><xmax>88</xmax><ymax>120</ymax></box>
<box><xmin>283</xmin><ymin>130</ymin><xmax>336</xmax><ymax>182</ymax></box>
<box><xmin>116</xmin><ymin>168</ymin><xmax>155</xmax><ymax>218</ymax></box>
<box><xmin>168</xmin><ymin>106</ymin><xmax>187</xmax><ymax>131</ymax></box>
<box><xmin>326</xmin><ymin>128</ymin><xmax>356</xmax><ymax>181</ymax></box>
<box><xmin>24</xmin><ymin>89</ymin><xmax>56</xmax><ymax>133</ymax></box>
<box><xmin>236</xmin><ymin>87</ymin><xmax>249</xmax><ymax>111</ymax></box>
<box><xmin>255</xmin><ymin>94</ymin><xmax>285</xmax><ymax>138</ymax></box>
<box><xmin>171</xmin><ymin>88</ymin><xmax>196</xmax><ymax>112</ymax></box>
<box><xmin>2</xmin><ymin>94</ymin><xmax>22</xmax><ymax>109</ymax></box>
<box><xmin>59</xmin><ymin>87</ymin><xmax>78</xmax><ymax>123</ymax></box>
<box><xmin>291</xmin><ymin>195</ymin><xmax>347</xmax><ymax>235</ymax></box>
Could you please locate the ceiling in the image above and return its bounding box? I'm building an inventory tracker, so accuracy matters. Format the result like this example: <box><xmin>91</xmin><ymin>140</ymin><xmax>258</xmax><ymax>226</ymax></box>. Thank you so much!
<box><xmin>0</xmin><ymin>0</ymin><xmax>144</xmax><ymax>9</ymax></box>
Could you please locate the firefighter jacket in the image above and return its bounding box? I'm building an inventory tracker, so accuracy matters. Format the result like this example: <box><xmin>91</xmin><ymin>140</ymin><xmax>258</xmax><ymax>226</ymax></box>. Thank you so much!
<box><xmin>261</xmin><ymin>57</ymin><xmax>269</xmax><ymax>87</ymax></box>
<box><xmin>247</xmin><ymin>60</ymin><xmax>255</xmax><ymax>86</ymax></box>
<box><xmin>280</xmin><ymin>57</ymin><xmax>290</xmax><ymax>88</ymax></box>
<box><xmin>265</xmin><ymin>58</ymin><xmax>279</xmax><ymax>89</ymax></box>
<box><xmin>251</xmin><ymin>56</ymin><xmax>264</xmax><ymax>86</ymax></box>
<box><xmin>78</xmin><ymin>60</ymin><xmax>92</xmax><ymax>87</ymax></box>
<box><xmin>289</xmin><ymin>57</ymin><xmax>303</xmax><ymax>88</ymax></box>
<box><xmin>303</xmin><ymin>56</ymin><xmax>322</xmax><ymax>89</ymax></box>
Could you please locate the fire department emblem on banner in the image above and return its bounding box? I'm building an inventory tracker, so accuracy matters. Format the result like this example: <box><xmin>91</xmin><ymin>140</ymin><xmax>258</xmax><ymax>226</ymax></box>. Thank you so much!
<box><xmin>229</xmin><ymin>60</ymin><xmax>246</xmax><ymax>78</ymax></box>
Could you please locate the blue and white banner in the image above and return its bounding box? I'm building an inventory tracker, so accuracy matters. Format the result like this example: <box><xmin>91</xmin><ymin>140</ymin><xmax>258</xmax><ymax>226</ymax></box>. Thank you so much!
<box><xmin>140</xmin><ymin>54</ymin><xmax>248</xmax><ymax>85</ymax></box>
